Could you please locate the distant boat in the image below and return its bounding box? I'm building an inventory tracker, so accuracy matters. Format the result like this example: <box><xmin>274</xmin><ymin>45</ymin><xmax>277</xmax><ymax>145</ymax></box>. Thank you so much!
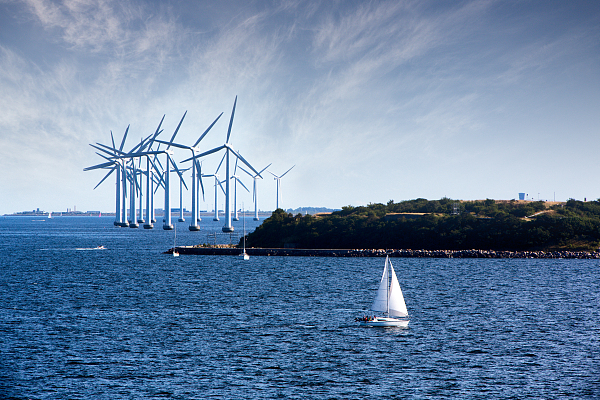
<box><xmin>95</xmin><ymin>245</ymin><xmax>105</xmax><ymax>250</ymax></box>
<box><xmin>357</xmin><ymin>255</ymin><xmax>409</xmax><ymax>327</ymax></box>
<box><xmin>47</xmin><ymin>212</ymin><xmax>52</xmax><ymax>219</ymax></box>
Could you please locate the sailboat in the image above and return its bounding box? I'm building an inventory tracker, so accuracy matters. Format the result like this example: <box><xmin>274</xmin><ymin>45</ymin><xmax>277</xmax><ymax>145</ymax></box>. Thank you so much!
<box><xmin>172</xmin><ymin>226</ymin><xmax>179</xmax><ymax>257</ymax></box>
<box><xmin>240</xmin><ymin>206</ymin><xmax>249</xmax><ymax>260</ymax></box>
<box><xmin>358</xmin><ymin>255</ymin><xmax>409</xmax><ymax>327</ymax></box>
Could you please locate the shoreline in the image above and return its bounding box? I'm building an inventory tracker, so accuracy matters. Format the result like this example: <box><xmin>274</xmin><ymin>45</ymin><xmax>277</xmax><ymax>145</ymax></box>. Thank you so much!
<box><xmin>166</xmin><ymin>247</ymin><xmax>600</xmax><ymax>259</ymax></box>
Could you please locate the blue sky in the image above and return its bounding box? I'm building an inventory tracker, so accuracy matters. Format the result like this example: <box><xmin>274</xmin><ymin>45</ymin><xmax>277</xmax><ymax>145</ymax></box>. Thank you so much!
<box><xmin>1</xmin><ymin>0</ymin><xmax>599</xmax><ymax>214</ymax></box>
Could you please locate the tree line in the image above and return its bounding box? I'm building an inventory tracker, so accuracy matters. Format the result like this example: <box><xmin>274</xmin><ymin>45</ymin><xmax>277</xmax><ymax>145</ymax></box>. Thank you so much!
<box><xmin>245</xmin><ymin>198</ymin><xmax>600</xmax><ymax>251</ymax></box>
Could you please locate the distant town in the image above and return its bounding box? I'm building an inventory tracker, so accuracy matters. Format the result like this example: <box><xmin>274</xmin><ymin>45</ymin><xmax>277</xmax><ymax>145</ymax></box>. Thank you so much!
<box><xmin>3</xmin><ymin>206</ymin><xmax>340</xmax><ymax>217</ymax></box>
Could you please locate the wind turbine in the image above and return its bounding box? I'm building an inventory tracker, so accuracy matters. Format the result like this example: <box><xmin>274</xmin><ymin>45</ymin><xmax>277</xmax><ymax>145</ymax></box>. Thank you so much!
<box><xmin>86</xmin><ymin>126</ymin><xmax>130</xmax><ymax>226</ymax></box>
<box><xmin>154</xmin><ymin>112</ymin><xmax>188</xmax><ymax>230</ymax></box>
<box><xmin>155</xmin><ymin>112</ymin><xmax>223</xmax><ymax>231</ymax></box>
<box><xmin>181</xmin><ymin>96</ymin><xmax>263</xmax><ymax>232</ymax></box>
<box><xmin>95</xmin><ymin>113</ymin><xmax>187</xmax><ymax>230</ymax></box>
<box><xmin>127</xmin><ymin>162</ymin><xmax>139</xmax><ymax>228</ymax></box>
<box><xmin>86</xmin><ymin>116</ymin><xmax>165</xmax><ymax>228</ymax></box>
<box><xmin>268</xmin><ymin>165</ymin><xmax>295</xmax><ymax>210</ymax></box>
<box><xmin>239</xmin><ymin>163</ymin><xmax>271</xmax><ymax>221</ymax></box>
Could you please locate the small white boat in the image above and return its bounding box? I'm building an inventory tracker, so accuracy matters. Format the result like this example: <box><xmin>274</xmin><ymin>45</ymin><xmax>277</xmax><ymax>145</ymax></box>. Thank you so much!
<box><xmin>358</xmin><ymin>255</ymin><xmax>409</xmax><ymax>328</ymax></box>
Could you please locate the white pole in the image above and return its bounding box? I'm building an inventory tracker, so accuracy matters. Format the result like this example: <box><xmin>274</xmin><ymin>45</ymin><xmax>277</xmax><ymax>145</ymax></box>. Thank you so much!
<box><xmin>144</xmin><ymin>158</ymin><xmax>152</xmax><ymax>229</ymax></box>
<box><xmin>150</xmin><ymin>171</ymin><xmax>155</xmax><ymax>223</ymax></box>
<box><xmin>223</xmin><ymin>149</ymin><xmax>233</xmax><ymax>232</ymax></box>
<box><xmin>138</xmin><ymin>170</ymin><xmax>143</xmax><ymax>223</ymax></box>
<box><xmin>121</xmin><ymin>162</ymin><xmax>128</xmax><ymax>226</ymax></box>
<box><xmin>254</xmin><ymin>178</ymin><xmax>259</xmax><ymax>221</ymax></box>
<box><xmin>163</xmin><ymin>155</ymin><xmax>173</xmax><ymax>230</ymax></box>
<box><xmin>233</xmin><ymin>177</ymin><xmax>239</xmax><ymax>221</ymax></box>
<box><xmin>213</xmin><ymin>177</ymin><xmax>219</xmax><ymax>221</ymax></box>
<box><xmin>190</xmin><ymin>160</ymin><xmax>197</xmax><ymax>229</ymax></box>
<box><xmin>115</xmin><ymin>167</ymin><xmax>121</xmax><ymax>225</ymax></box>
<box><xmin>179</xmin><ymin>178</ymin><xmax>185</xmax><ymax>222</ymax></box>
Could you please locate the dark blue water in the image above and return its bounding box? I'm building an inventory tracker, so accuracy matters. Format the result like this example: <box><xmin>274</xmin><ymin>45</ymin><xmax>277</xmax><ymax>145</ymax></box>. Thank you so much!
<box><xmin>1</xmin><ymin>217</ymin><xmax>599</xmax><ymax>399</ymax></box>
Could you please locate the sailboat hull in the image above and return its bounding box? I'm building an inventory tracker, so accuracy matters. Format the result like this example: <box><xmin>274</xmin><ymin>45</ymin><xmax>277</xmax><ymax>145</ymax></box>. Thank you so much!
<box><xmin>360</xmin><ymin>317</ymin><xmax>409</xmax><ymax>328</ymax></box>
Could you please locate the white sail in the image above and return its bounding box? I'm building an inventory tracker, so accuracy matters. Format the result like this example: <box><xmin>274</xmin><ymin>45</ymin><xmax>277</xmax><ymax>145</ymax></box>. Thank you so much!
<box><xmin>370</xmin><ymin>257</ymin><xmax>390</xmax><ymax>313</ymax></box>
<box><xmin>370</xmin><ymin>256</ymin><xmax>408</xmax><ymax>317</ymax></box>
<box><xmin>388</xmin><ymin>261</ymin><xmax>408</xmax><ymax>317</ymax></box>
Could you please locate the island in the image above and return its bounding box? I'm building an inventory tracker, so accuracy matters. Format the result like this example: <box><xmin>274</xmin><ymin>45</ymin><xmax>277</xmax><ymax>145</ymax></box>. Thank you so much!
<box><xmin>169</xmin><ymin>198</ymin><xmax>600</xmax><ymax>259</ymax></box>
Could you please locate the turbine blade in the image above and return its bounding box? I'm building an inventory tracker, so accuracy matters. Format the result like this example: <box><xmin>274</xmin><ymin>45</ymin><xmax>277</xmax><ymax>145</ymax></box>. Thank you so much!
<box><xmin>90</xmin><ymin>143</ymin><xmax>118</xmax><ymax>157</ymax></box>
<box><xmin>154</xmin><ymin>139</ymin><xmax>190</xmax><ymax>150</ymax></box>
<box><xmin>237</xmin><ymin>178</ymin><xmax>250</xmax><ymax>193</ymax></box>
<box><xmin>169</xmin><ymin>156</ymin><xmax>189</xmax><ymax>190</ymax></box>
<box><xmin>197</xmin><ymin>160</ymin><xmax>206</xmax><ymax>201</ymax></box>
<box><xmin>119</xmin><ymin>125</ymin><xmax>129</xmax><ymax>152</ymax></box>
<box><xmin>217</xmin><ymin>178</ymin><xmax>226</xmax><ymax>195</ymax></box>
<box><xmin>116</xmin><ymin>150</ymin><xmax>165</xmax><ymax>159</ymax></box>
<box><xmin>93</xmin><ymin>167</ymin><xmax>116</xmax><ymax>189</ymax></box>
<box><xmin>193</xmin><ymin>112</ymin><xmax>223</xmax><ymax>147</ymax></box>
<box><xmin>94</xmin><ymin>142</ymin><xmax>124</xmax><ymax>156</ymax></box>
<box><xmin>215</xmin><ymin>151</ymin><xmax>227</xmax><ymax>173</ymax></box>
<box><xmin>181</xmin><ymin>145</ymin><xmax>226</xmax><ymax>163</ymax></box>
<box><xmin>227</xmin><ymin>146</ymin><xmax>260</xmax><ymax>177</ymax></box>
<box><xmin>167</xmin><ymin>111</ymin><xmax>187</xmax><ymax>149</ymax></box>
<box><xmin>151</xmin><ymin>115</ymin><xmax>165</xmax><ymax>144</ymax></box>
<box><xmin>226</xmin><ymin>96</ymin><xmax>237</xmax><ymax>144</ymax></box>
<box><xmin>259</xmin><ymin>163</ymin><xmax>272</xmax><ymax>176</ymax></box>
<box><xmin>238</xmin><ymin>165</ymin><xmax>253</xmax><ymax>178</ymax></box>
<box><xmin>280</xmin><ymin>165</ymin><xmax>295</xmax><ymax>178</ymax></box>
<box><xmin>84</xmin><ymin>161</ymin><xmax>117</xmax><ymax>171</ymax></box>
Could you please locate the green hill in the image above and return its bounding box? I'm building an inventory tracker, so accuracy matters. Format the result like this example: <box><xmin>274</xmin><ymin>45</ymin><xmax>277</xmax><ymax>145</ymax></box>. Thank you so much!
<box><xmin>245</xmin><ymin>198</ymin><xmax>600</xmax><ymax>251</ymax></box>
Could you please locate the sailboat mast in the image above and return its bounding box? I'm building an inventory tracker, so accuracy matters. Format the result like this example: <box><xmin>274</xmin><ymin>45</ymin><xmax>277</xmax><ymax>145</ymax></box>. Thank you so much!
<box><xmin>386</xmin><ymin>257</ymin><xmax>390</xmax><ymax>316</ymax></box>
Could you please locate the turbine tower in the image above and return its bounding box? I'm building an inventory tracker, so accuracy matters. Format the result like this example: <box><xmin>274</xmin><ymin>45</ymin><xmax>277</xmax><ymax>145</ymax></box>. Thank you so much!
<box><xmin>239</xmin><ymin>163</ymin><xmax>271</xmax><ymax>221</ymax></box>
<box><xmin>268</xmin><ymin>165</ymin><xmax>295</xmax><ymax>210</ymax></box>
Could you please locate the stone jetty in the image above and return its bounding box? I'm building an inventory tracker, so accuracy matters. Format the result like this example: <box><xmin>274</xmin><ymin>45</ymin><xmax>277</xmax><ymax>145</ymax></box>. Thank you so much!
<box><xmin>166</xmin><ymin>246</ymin><xmax>600</xmax><ymax>259</ymax></box>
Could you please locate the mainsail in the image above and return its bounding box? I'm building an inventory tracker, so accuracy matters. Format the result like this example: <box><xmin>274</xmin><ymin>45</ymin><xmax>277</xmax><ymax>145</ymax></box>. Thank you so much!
<box><xmin>370</xmin><ymin>256</ymin><xmax>408</xmax><ymax>318</ymax></box>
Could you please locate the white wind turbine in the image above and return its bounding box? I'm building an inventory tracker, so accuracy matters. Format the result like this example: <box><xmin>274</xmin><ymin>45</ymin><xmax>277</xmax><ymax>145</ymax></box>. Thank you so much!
<box><xmin>86</xmin><ymin>123</ymin><xmax>161</xmax><ymax>227</ymax></box>
<box><xmin>86</xmin><ymin>126</ymin><xmax>131</xmax><ymax>227</ymax></box>
<box><xmin>107</xmin><ymin>113</ymin><xmax>188</xmax><ymax>230</ymax></box>
<box><xmin>238</xmin><ymin>163</ymin><xmax>271</xmax><ymax>221</ymax></box>
<box><xmin>156</xmin><ymin>112</ymin><xmax>223</xmax><ymax>231</ymax></box>
<box><xmin>180</xmin><ymin>96</ymin><xmax>263</xmax><ymax>233</ymax></box>
<box><xmin>268</xmin><ymin>165</ymin><xmax>295</xmax><ymax>210</ymax></box>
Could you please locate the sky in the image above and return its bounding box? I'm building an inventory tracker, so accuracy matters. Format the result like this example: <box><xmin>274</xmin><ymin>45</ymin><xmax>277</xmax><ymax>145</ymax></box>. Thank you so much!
<box><xmin>1</xmin><ymin>0</ymin><xmax>599</xmax><ymax>214</ymax></box>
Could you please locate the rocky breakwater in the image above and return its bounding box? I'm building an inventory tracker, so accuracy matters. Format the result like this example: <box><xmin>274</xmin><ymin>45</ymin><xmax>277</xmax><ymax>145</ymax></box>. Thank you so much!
<box><xmin>166</xmin><ymin>246</ymin><xmax>600</xmax><ymax>259</ymax></box>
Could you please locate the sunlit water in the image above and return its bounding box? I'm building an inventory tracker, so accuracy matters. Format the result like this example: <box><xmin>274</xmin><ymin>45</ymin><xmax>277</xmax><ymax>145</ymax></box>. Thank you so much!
<box><xmin>1</xmin><ymin>216</ymin><xmax>599</xmax><ymax>399</ymax></box>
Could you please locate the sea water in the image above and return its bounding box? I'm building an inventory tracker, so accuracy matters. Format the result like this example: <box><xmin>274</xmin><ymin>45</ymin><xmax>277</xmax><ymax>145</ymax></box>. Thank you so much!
<box><xmin>1</xmin><ymin>216</ymin><xmax>599</xmax><ymax>399</ymax></box>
